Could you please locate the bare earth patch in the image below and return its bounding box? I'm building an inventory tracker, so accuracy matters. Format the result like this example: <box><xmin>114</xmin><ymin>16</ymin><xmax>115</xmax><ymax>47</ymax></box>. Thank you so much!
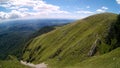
<box><xmin>20</xmin><ymin>61</ymin><xmax>47</xmax><ymax>68</ymax></box>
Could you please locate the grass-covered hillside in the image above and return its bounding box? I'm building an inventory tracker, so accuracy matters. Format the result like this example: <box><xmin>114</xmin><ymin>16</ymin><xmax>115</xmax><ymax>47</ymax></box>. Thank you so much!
<box><xmin>0</xmin><ymin>56</ymin><xmax>29</xmax><ymax>68</ymax></box>
<box><xmin>0</xmin><ymin>60</ymin><xmax>29</xmax><ymax>68</ymax></box>
<box><xmin>22</xmin><ymin>13</ymin><xmax>120</xmax><ymax>68</ymax></box>
<box><xmin>69</xmin><ymin>47</ymin><xmax>120</xmax><ymax>68</ymax></box>
<box><xmin>0</xmin><ymin>19</ymin><xmax>73</xmax><ymax>59</ymax></box>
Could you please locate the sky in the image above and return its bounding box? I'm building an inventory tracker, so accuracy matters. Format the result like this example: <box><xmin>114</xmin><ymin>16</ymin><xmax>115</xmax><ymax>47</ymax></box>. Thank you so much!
<box><xmin>0</xmin><ymin>0</ymin><xmax>120</xmax><ymax>21</ymax></box>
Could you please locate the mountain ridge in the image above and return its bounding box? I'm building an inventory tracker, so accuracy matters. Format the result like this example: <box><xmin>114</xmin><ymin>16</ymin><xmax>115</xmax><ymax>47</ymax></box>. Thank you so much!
<box><xmin>22</xmin><ymin>13</ymin><xmax>120</xmax><ymax>68</ymax></box>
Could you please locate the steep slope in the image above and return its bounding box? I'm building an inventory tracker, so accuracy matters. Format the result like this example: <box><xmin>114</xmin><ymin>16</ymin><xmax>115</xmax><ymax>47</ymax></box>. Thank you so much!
<box><xmin>22</xmin><ymin>13</ymin><xmax>119</xmax><ymax>68</ymax></box>
<box><xmin>0</xmin><ymin>19</ymin><xmax>73</xmax><ymax>59</ymax></box>
<box><xmin>28</xmin><ymin>26</ymin><xmax>56</xmax><ymax>40</ymax></box>
<box><xmin>0</xmin><ymin>32</ymin><xmax>29</xmax><ymax>59</ymax></box>
<box><xmin>0</xmin><ymin>60</ymin><xmax>29</xmax><ymax>68</ymax></box>
<box><xmin>67</xmin><ymin>47</ymin><xmax>120</xmax><ymax>68</ymax></box>
<box><xmin>0</xmin><ymin>56</ymin><xmax>29</xmax><ymax>68</ymax></box>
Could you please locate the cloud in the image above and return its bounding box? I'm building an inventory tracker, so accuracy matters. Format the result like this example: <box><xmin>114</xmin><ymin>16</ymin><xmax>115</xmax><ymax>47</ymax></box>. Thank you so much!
<box><xmin>116</xmin><ymin>0</ymin><xmax>120</xmax><ymax>4</ymax></box>
<box><xmin>101</xmin><ymin>6</ymin><xmax>108</xmax><ymax>10</ymax></box>
<box><xmin>96</xmin><ymin>9</ymin><xmax>105</xmax><ymax>12</ymax></box>
<box><xmin>0</xmin><ymin>10</ymin><xmax>24</xmax><ymax>20</ymax></box>
<box><xmin>18</xmin><ymin>8</ymin><xmax>29</xmax><ymax>12</ymax></box>
<box><xmin>0</xmin><ymin>12</ymin><xmax>9</xmax><ymax>20</ymax></box>
<box><xmin>0</xmin><ymin>0</ymin><xmax>70</xmax><ymax>20</ymax></box>
<box><xmin>96</xmin><ymin>6</ymin><xmax>108</xmax><ymax>13</ymax></box>
<box><xmin>0</xmin><ymin>0</ymin><xmax>9</xmax><ymax>3</ymax></box>
<box><xmin>76</xmin><ymin>10</ymin><xmax>93</xmax><ymax>14</ymax></box>
<box><xmin>33</xmin><ymin>2</ymin><xmax>70</xmax><ymax>14</ymax></box>
<box><xmin>86</xmin><ymin>6</ymin><xmax>90</xmax><ymax>8</ymax></box>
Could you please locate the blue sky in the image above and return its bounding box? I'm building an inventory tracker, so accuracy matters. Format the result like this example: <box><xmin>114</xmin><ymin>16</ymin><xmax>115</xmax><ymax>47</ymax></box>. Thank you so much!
<box><xmin>0</xmin><ymin>0</ymin><xmax>120</xmax><ymax>21</ymax></box>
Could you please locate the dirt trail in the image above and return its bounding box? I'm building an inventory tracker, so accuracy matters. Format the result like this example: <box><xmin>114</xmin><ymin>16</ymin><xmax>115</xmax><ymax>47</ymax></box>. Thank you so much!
<box><xmin>20</xmin><ymin>60</ymin><xmax>47</xmax><ymax>68</ymax></box>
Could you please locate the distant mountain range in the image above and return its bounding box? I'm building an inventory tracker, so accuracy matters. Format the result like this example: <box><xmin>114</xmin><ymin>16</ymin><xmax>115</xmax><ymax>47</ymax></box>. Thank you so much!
<box><xmin>0</xmin><ymin>19</ymin><xmax>74</xmax><ymax>32</ymax></box>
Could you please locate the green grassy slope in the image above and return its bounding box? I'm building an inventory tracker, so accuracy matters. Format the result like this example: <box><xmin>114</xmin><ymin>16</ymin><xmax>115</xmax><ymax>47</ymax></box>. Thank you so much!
<box><xmin>0</xmin><ymin>60</ymin><xmax>29</xmax><ymax>68</ymax></box>
<box><xmin>22</xmin><ymin>13</ymin><xmax>119</xmax><ymax>68</ymax></box>
<box><xmin>69</xmin><ymin>47</ymin><xmax>120</xmax><ymax>68</ymax></box>
<box><xmin>0</xmin><ymin>56</ymin><xmax>29</xmax><ymax>68</ymax></box>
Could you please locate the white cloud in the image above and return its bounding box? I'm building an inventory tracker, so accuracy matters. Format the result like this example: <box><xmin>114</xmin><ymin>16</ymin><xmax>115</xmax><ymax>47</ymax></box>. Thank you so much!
<box><xmin>33</xmin><ymin>3</ymin><xmax>70</xmax><ymax>14</ymax></box>
<box><xmin>86</xmin><ymin>6</ymin><xmax>90</xmax><ymax>8</ymax></box>
<box><xmin>18</xmin><ymin>8</ymin><xmax>29</xmax><ymax>12</ymax></box>
<box><xmin>0</xmin><ymin>10</ymin><xmax>24</xmax><ymax>20</ymax></box>
<box><xmin>116</xmin><ymin>0</ymin><xmax>120</xmax><ymax>4</ymax></box>
<box><xmin>0</xmin><ymin>0</ymin><xmax>9</xmax><ymax>3</ymax></box>
<box><xmin>9</xmin><ymin>6</ymin><xmax>19</xmax><ymax>10</ymax></box>
<box><xmin>33</xmin><ymin>3</ymin><xmax>60</xmax><ymax>11</ymax></box>
<box><xmin>0</xmin><ymin>12</ymin><xmax>9</xmax><ymax>19</ymax></box>
<box><xmin>76</xmin><ymin>10</ymin><xmax>93</xmax><ymax>14</ymax></box>
<box><xmin>101</xmin><ymin>6</ymin><xmax>108</xmax><ymax>10</ymax></box>
<box><xmin>96</xmin><ymin>9</ymin><xmax>105</xmax><ymax>12</ymax></box>
<box><xmin>0</xmin><ymin>0</ymin><xmax>71</xmax><ymax>20</ymax></box>
<box><xmin>96</xmin><ymin>6</ymin><xmax>108</xmax><ymax>13</ymax></box>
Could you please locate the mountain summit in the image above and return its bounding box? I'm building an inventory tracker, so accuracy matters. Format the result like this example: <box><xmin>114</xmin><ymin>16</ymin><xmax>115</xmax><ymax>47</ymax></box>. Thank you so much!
<box><xmin>22</xmin><ymin>13</ymin><xmax>120</xmax><ymax>68</ymax></box>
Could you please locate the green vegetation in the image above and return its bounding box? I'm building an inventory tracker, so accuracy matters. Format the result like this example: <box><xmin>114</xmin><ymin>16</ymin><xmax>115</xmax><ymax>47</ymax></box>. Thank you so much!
<box><xmin>0</xmin><ymin>26</ymin><xmax>56</xmax><ymax>60</ymax></box>
<box><xmin>0</xmin><ymin>13</ymin><xmax>120</xmax><ymax>68</ymax></box>
<box><xmin>0</xmin><ymin>19</ymin><xmax>71</xmax><ymax>60</ymax></box>
<box><xmin>22</xmin><ymin>13</ymin><xmax>120</xmax><ymax>68</ymax></box>
<box><xmin>69</xmin><ymin>47</ymin><xmax>120</xmax><ymax>68</ymax></box>
<box><xmin>0</xmin><ymin>26</ymin><xmax>56</xmax><ymax>67</ymax></box>
<box><xmin>0</xmin><ymin>31</ymin><xmax>30</xmax><ymax>59</ymax></box>
<box><xmin>28</xmin><ymin>26</ymin><xmax>55</xmax><ymax>40</ymax></box>
<box><xmin>0</xmin><ymin>56</ymin><xmax>29</xmax><ymax>68</ymax></box>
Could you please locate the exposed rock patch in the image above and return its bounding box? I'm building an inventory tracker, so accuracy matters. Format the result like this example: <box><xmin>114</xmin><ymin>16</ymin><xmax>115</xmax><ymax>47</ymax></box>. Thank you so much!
<box><xmin>88</xmin><ymin>38</ymin><xmax>101</xmax><ymax>56</ymax></box>
<box><xmin>20</xmin><ymin>60</ymin><xmax>47</xmax><ymax>68</ymax></box>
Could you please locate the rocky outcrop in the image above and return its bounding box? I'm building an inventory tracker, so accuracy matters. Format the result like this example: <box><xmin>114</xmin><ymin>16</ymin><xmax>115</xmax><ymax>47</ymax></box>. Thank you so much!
<box><xmin>88</xmin><ymin>38</ymin><xmax>101</xmax><ymax>57</ymax></box>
